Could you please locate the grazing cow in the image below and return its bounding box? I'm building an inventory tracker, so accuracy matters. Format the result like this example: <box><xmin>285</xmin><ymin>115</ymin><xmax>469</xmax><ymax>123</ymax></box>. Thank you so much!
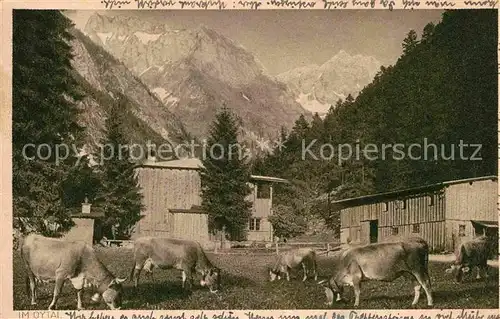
<box><xmin>318</xmin><ymin>237</ymin><xmax>433</xmax><ymax>307</ymax></box>
<box><xmin>21</xmin><ymin>234</ymin><xmax>127</xmax><ymax>310</ymax></box>
<box><xmin>268</xmin><ymin>248</ymin><xmax>318</xmax><ymax>282</ymax></box>
<box><xmin>445</xmin><ymin>235</ymin><xmax>491</xmax><ymax>282</ymax></box>
<box><xmin>130</xmin><ymin>237</ymin><xmax>221</xmax><ymax>293</ymax></box>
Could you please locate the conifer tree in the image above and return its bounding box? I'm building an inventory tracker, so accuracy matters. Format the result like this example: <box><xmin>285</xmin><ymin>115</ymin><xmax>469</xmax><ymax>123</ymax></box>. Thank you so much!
<box><xmin>402</xmin><ymin>29</ymin><xmax>419</xmax><ymax>55</ymax></box>
<box><xmin>200</xmin><ymin>106</ymin><xmax>252</xmax><ymax>240</ymax></box>
<box><xmin>12</xmin><ymin>10</ymin><xmax>87</xmax><ymax>235</ymax></box>
<box><xmin>93</xmin><ymin>96</ymin><xmax>144</xmax><ymax>239</ymax></box>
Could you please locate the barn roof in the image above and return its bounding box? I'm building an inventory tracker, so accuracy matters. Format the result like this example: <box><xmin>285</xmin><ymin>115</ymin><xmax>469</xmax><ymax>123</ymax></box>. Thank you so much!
<box><xmin>325</xmin><ymin>175</ymin><xmax>497</xmax><ymax>209</ymax></box>
<box><xmin>471</xmin><ymin>220</ymin><xmax>499</xmax><ymax>229</ymax></box>
<box><xmin>136</xmin><ymin>157</ymin><xmax>289</xmax><ymax>183</ymax></box>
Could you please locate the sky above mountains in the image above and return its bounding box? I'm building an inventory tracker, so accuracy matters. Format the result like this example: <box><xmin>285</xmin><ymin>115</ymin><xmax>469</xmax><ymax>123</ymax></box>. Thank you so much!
<box><xmin>65</xmin><ymin>10</ymin><xmax>443</xmax><ymax>76</ymax></box>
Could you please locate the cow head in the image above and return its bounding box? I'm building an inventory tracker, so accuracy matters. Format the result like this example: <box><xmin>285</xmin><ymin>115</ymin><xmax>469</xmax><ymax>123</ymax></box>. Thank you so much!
<box><xmin>444</xmin><ymin>264</ymin><xmax>468</xmax><ymax>282</ymax></box>
<box><xmin>318</xmin><ymin>278</ymin><xmax>342</xmax><ymax>305</ymax></box>
<box><xmin>200</xmin><ymin>267</ymin><xmax>221</xmax><ymax>293</ymax></box>
<box><xmin>268</xmin><ymin>265</ymin><xmax>286</xmax><ymax>282</ymax></box>
<box><xmin>95</xmin><ymin>277</ymin><xmax>127</xmax><ymax>310</ymax></box>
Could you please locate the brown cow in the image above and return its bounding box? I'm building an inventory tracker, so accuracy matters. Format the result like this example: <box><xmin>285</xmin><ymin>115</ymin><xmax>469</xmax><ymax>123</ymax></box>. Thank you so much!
<box><xmin>21</xmin><ymin>234</ymin><xmax>126</xmax><ymax>310</ymax></box>
<box><xmin>445</xmin><ymin>235</ymin><xmax>492</xmax><ymax>282</ymax></box>
<box><xmin>130</xmin><ymin>237</ymin><xmax>221</xmax><ymax>293</ymax></box>
<box><xmin>318</xmin><ymin>237</ymin><xmax>433</xmax><ymax>307</ymax></box>
<box><xmin>268</xmin><ymin>248</ymin><xmax>318</xmax><ymax>282</ymax></box>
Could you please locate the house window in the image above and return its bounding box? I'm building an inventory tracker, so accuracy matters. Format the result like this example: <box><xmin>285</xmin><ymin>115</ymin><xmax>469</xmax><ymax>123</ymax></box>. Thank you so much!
<box><xmin>429</xmin><ymin>195</ymin><xmax>434</xmax><ymax>206</ymax></box>
<box><xmin>249</xmin><ymin>218</ymin><xmax>261</xmax><ymax>231</ymax></box>
<box><xmin>383</xmin><ymin>202</ymin><xmax>389</xmax><ymax>212</ymax></box>
<box><xmin>459</xmin><ymin>224</ymin><xmax>466</xmax><ymax>237</ymax></box>
<box><xmin>392</xmin><ymin>226</ymin><xmax>399</xmax><ymax>235</ymax></box>
<box><xmin>257</xmin><ymin>183</ymin><xmax>271</xmax><ymax>199</ymax></box>
<box><xmin>412</xmin><ymin>224</ymin><xmax>420</xmax><ymax>233</ymax></box>
<box><xmin>401</xmin><ymin>200</ymin><xmax>407</xmax><ymax>209</ymax></box>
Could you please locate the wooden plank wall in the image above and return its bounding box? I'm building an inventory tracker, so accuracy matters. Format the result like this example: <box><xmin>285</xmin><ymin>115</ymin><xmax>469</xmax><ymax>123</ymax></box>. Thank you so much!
<box><xmin>171</xmin><ymin>212</ymin><xmax>209</xmax><ymax>243</ymax></box>
<box><xmin>340</xmin><ymin>191</ymin><xmax>446</xmax><ymax>251</ymax></box>
<box><xmin>246</xmin><ymin>181</ymin><xmax>273</xmax><ymax>241</ymax></box>
<box><xmin>247</xmin><ymin>217</ymin><xmax>273</xmax><ymax>242</ymax></box>
<box><xmin>135</xmin><ymin>167</ymin><xmax>204</xmax><ymax>239</ymax></box>
<box><xmin>378</xmin><ymin>221</ymin><xmax>446</xmax><ymax>252</ymax></box>
<box><xmin>445</xmin><ymin>179</ymin><xmax>497</xmax><ymax>221</ymax></box>
<box><xmin>444</xmin><ymin>219</ymin><xmax>476</xmax><ymax>252</ymax></box>
<box><xmin>62</xmin><ymin>218</ymin><xmax>95</xmax><ymax>245</ymax></box>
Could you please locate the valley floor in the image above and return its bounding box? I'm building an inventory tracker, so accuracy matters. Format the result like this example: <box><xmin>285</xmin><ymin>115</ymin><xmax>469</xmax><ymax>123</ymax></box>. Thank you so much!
<box><xmin>12</xmin><ymin>247</ymin><xmax>499</xmax><ymax>310</ymax></box>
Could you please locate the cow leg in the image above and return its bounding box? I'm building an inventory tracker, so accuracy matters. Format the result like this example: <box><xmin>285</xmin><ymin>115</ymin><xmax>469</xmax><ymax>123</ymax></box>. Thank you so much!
<box><xmin>412</xmin><ymin>271</ymin><xmax>433</xmax><ymax>307</ymax></box>
<box><xmin>132</xmin><ymin>265</ymin><xmax>143</xmax><ymax>288</ymax></box>
<box><xmin>27</xmin><ymin>274</ymin><xmax>37</xmax><ymax>305</ymax></box>
<box><xmin>182</xmin><ymin>271</ymin><xmax>187</xmax><ymax>289</ymax></box>
<box><xmin>302</xmin><ymin>263</ymin><xmax>307</xmax><ymax>282</ymax></box>
<box><xmin>182</xmin><ymin>269</ymin><xmax>194</xmax><ymax>290</ymax></box>
<box><xmin>313</xmin><ymin>260</ymin><xmax>318</xmax><ymax>282</ymax></box>
<box><xmin>48</xmin><ymin>277</ymin><xmax>65</xmax><ymax>310</ymax></box>
<box><xmin>482</xmin><ymin>265</ymin><xmax>489</xmax><ymax>279</ymax></box>
<box><xmin>411</xmin><ymin>281</ymin><xmax>422</xmax><ymax>306</ymax></box>
<box><xmin>352</xmin><ymin>278</ymin><xmax>362</xmax><ymax>307</ymax></box>
<box><xmin>76</xmin><ymin>289</ymin><xmax>84</xmax><ymax>310</ymax></box>
<box><xmin>285</xmin><ymin>267</ymin><xmax>290</xmax><ymax>282</ymax></box>
<box><xmin>455</xmin><ymin>265</ymin><xmax>464</xmax><ymax>283</ymax></box>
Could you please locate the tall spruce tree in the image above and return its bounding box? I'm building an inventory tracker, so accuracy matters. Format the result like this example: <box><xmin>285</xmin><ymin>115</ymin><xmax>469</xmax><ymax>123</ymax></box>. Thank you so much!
<box><xmin>12</xmin><ymin>10</ymin><xmax>87</xmax><ymax>236</ymax></box>
<box><xmin>93</xmin><ymin>96</ymin><xmax>144</xmax><ymax>239</ymax></box>
<box><xmin>200</xmin><ymin>106</ymin><xmax>252</xmax><ymax>241</ymax></box>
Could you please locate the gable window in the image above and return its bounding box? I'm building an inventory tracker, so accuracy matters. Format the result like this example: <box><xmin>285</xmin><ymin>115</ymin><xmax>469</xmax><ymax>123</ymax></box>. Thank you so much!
<box><xmin>257</xmin><ymin>183</ymin><xmax>271</xmax><ymax>199</ymax></box>
<box><xmin>249</xmin><ymin>217</ymin><xmax>261</xmax><ymax>231</ymax></box>
<box><xmin>412</xmin><ymin>224</ymin><xmax>420</xmax><ymax>233</ymax></box>
<box><xmin>392</xmin><ymin>226</ymin><xmax>399</xmax><ymax>235</ymax></box>
<box><xmin>459</xmin><ymin>224</ymin><xmax>466</xmax><ymax>237</ymax></box>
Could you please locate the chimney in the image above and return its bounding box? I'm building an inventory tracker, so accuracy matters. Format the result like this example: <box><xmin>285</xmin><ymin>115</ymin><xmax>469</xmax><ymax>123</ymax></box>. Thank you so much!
<box><xmin>147</xmin><ymin>149</ymin><xmax>157</xmax><ymax>163</ymax></box>
<box><xmin>82</xmin><ymin>196</ymin><xmax>92</xmax><ymax>214</ymax></box>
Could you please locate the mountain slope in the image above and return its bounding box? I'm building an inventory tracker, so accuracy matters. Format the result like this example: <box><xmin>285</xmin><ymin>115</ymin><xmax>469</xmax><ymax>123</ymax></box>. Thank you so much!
<box><xmin>69</xmin><ymin>28</ymin><xmax>191</xmax><ymax>158</ymax></box>
<box><xmin>82</xmin><ymin>13</ymin><xmax>309</xmax><ymax>141</ymax></box>
<box><xmin>277</xmin><ymin>51</ymin><xmax>381</xmax><ymax>116</ymax></box>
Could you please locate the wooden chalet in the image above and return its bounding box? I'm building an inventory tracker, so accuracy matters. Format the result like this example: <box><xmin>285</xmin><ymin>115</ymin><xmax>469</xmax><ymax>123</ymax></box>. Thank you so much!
<box><xmin>333</xmin><ymin>176</ymin><xmax>498</xmax><ymax>252</ymax></box>
<box><xmin>133</xmin><ymin>157</ymin><xmax>288</xmax><ymax>245</ymax></box>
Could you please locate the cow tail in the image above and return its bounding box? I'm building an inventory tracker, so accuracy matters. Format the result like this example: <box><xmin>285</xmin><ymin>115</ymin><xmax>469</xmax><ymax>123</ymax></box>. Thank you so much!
<box><xmin>421</xmin><ymin>240</ymin><xmax>429</xmax><ymax>270</ymax></box>
<box><xmin>25</xmin><ymin>275</ymin><xmax>30</xmax><ymax>298</ymax></box>
<box><xmin>424</xmin><ymin>248</ymin><xmax>429</xmax><ymax>270</ymax></box>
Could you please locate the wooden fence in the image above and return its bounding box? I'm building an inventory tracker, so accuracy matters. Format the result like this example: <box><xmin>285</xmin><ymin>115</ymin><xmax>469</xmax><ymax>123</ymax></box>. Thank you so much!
<box><xmin>97</xmin><ymin>238</ymin><xmax>342</xmax><ymax>257</ymax></box>
<box><xmin>212</xmin><ymin>241</ymin><xmax>342</xmax><ymax>256</ymax></box>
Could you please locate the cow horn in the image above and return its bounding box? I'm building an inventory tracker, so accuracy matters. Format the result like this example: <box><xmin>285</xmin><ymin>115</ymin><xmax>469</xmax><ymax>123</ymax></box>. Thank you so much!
<box><xmin>317</xmin><ymin>279</ymin><xmax>328</xmax><ymax>285</ymax></box>
<box><xmin>115</xmin><ymin>277</ymin><xmax>127</xmax><ymax>284</ymax></box>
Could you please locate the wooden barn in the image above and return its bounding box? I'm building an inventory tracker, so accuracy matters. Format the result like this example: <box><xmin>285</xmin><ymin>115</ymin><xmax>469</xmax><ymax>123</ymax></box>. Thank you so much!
<box><xmin>334</xmin><ymin>176</ymin><xmax>498</xmax><ymax>252</ymax></box>
<box><xmin>132</xmin><ymin>157</ymin><xmax>288</xmax><ymax>245</ymax></box>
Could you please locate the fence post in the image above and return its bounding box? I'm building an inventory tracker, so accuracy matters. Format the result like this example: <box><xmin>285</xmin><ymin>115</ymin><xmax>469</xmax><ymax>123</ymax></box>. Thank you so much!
<box><xmin>275</xmin><ymin>242</ymin><xmax>279</xmax><ymax>255</ymax></box>
<box><xmin>327</xmin><ymin>243</ymin><xmax>330</xmax><ymax>257</ymax></box>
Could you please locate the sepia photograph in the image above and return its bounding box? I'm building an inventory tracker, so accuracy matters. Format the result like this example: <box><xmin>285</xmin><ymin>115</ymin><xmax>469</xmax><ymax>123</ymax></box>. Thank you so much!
<box><xmin>9</xmin><ymin>8</ymin><xmax>499</xmax><ymax>312</ymax></box>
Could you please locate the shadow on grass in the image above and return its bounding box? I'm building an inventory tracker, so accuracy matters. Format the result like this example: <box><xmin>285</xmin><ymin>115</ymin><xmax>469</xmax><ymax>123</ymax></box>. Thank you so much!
<box><xmin>220</xmin><ymin>270</ymin><xmax>258</xmax><ymax>289</ymax></box>
<box><xmin>432</xmin><ymin>285</ymin><xmax>499</xmax><ymax>303</ymax></box>
<box><xmin>124</xmin><ymin>282</ymin><xmax>192</xmax><ymax>308</ymax></box>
